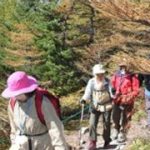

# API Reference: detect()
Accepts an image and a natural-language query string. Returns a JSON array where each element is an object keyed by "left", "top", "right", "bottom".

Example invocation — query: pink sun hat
[{"left": 1, "top": 71, "right": 38, "bottom": 99}]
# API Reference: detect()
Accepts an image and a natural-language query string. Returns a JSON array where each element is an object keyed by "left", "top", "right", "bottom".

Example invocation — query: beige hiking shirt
[{"left": 8, "top": 95, "right": 68, "bottom": 150}]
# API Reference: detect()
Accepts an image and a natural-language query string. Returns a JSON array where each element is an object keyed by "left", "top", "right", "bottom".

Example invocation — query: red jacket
[{"left": 111, "top": 71, "right": 139, "bottom": 104}]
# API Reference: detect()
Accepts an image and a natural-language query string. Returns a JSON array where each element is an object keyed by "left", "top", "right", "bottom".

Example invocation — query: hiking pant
[
  {"left": 89, "top": 109, "right": 111, "bottom": 142},
  {"left": 145, "top": 95, "right": 150, "bottom": 125},
  {"left": 112, "top": 104, "right": 133, "bottom": 132}
]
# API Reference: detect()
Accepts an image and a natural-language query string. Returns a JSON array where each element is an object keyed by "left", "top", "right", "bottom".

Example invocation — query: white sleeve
[
  {"left": 8, "top": 104, "right": 17, "bottom": 144},
  {"left": 42, "top": 97, "right": 68, "bottom": 150},
  {"left": 82, "top": 79, "right": 93, "bottom": 101}
]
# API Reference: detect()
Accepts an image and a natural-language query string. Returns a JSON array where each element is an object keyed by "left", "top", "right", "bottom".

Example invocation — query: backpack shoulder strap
[
  {"left": 35, "top": 87, "right": 61, "bottom": 125},
  {"left": 42, "top": 90, "right": 61, "bottom": 119},
  {"left": 10, "top": 98, "right": 16, "bottom": 112},
  {"left": 105, "top": 78, "right": 111, "bottom": 92},
  {"left": 35, "top": 88, "right": 46, "bottom": 125}
]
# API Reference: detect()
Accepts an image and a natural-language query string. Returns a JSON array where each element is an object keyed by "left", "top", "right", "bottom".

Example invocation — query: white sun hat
[{"left": 92, "top": 64, "right": 106, "bottom": 75}]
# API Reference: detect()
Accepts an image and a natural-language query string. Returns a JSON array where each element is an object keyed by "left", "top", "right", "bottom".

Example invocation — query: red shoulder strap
[
  {"left": 10, "top": 98, "right": 16, "bottom": 111},
  {"left": 35, "top": 87, "right": 61, "bottom": 125},
  {"left": 35, "top": 88, "right": 46, "bottom": 125}
]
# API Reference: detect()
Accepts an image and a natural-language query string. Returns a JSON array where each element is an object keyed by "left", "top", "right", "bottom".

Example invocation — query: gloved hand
[
  {"left": 113, "top": 94, "right": 124, "bottom": 104},
  {"left": 119, "top": 94, "right": 134, "bottom": 105},
  {"left": 125, "top": 94, "right": 134, "bottom": 104},
  {"left": 111, "top": 87, "right": 116, "bottom": 95},
  {"left": 111, "top": 95, "right": 117, "bottom": 99},
  {"left": 80, "top": 99, "right": 86, "bottom": 105}
]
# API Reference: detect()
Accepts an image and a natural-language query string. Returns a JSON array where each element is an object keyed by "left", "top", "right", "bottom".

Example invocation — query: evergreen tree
[{"left": 17, "top": 0, "right": 81, "bottom": 95}]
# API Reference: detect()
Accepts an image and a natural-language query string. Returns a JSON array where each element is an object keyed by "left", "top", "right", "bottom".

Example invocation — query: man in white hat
[{"left": 81, "top": 64, "right": 112, "bottom": 150}]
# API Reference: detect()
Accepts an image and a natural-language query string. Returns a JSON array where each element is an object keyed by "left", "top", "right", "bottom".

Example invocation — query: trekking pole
[
  {"left": 120, "top": 105, "right": 124, "bottom": 132},
  {"left": 79, "top": 103, "right": 85, "bottom": 148}
]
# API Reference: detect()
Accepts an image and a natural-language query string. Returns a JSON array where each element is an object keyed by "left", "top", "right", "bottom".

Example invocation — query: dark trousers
[
  {"left": 112, "top": 104, "right": 133, "bottom": 132},
  {"left": 89, "top": 109, "right": 111, "bottom": 142},
  {"left": 145, "top": 95, "right": 150, "bottom": 125}
]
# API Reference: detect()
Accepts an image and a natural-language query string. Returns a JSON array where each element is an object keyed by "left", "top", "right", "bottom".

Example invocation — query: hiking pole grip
[{"left": 80, "top": 104, "right": 85, "bottom": 122}]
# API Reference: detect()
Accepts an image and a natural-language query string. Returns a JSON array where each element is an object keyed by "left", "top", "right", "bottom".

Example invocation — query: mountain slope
[{"left": 1, "top": 0, "right": 150, "bottom": 149}]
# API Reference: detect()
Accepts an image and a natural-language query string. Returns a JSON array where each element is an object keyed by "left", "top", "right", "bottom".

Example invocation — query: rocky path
[{"left": 65, "top": 118, "right": 150, "bottom": 150}]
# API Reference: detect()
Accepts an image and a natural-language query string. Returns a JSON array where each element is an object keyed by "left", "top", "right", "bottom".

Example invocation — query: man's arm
[
  {"left": 81, "top": 79, "right": 93, "bottom": 103},
  {"left": 8, "top": 103, "right": 17, "bottom": 144}
]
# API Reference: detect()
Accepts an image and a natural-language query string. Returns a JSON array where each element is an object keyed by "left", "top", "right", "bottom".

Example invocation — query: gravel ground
[{"left": 65, "top": 118, "right": 150, "bottom": 150}]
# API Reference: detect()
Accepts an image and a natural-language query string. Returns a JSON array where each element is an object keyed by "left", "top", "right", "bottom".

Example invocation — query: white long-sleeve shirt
[{"left": 82, "top": 77, "right": 112, "bottom": 102}]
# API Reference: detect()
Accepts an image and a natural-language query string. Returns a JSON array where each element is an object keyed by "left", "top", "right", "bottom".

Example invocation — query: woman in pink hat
[{"left": 1, "top": 71, "right": 69, "bottom": 150}]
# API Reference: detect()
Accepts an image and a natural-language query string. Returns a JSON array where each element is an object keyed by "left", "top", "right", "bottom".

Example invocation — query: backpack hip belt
[
  {"left": 95, "top": 102, "right": 112, "bottom": 112},
  {"left": 19, "top": 130, "right": 48, "bottom": 137}
]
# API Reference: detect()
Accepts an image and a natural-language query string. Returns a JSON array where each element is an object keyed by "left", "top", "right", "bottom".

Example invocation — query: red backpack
[{"left": 10, "top": 87, "right": 61, "bottom": 125}]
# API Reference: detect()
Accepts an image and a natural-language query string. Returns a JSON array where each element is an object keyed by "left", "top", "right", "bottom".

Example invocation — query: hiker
[
  {"left": 1, "top": 71, "right": 69, "bottom": 150},
  {"left": 80, "top": 64, "right": 112, "bottom": 150},
  {"left": 138, "top": 73, "right": 150, "bottom": 129},
  {"left": 111, "top": 59, "right": 139, "bottom": 143}
]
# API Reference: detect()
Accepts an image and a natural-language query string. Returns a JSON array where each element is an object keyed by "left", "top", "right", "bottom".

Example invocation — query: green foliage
[
  {"left": 0, "top": 31, "right": 9, "bottom": 47},
  {"left": 0, "top": 1, "right": 11, "bottom": 48},
  {"left": 16, "top": 1, "right": 82, "bottom": 95},
  {"left": 0, "top": 0, "right": 95, "bottom": 96},
  {"left": 131, "top": 0, "right": 141, "bottom": 3},
  {"left": 0, "top": 0, "right": 14, "bottom": 80},
  {"left": 129, "top": 138, "right": 150, "bottom": 150},
  {"left": 132, "top": 109, "right": 146, "bottom": 122},
  {"left": 132, "top": 98, "right": 146, "bottom": 122},
  {"left": 0, "top": 0, "right": 16, "bottom": 20},
  {"left": 0, "top": 137, "right": 9, "bottom": 150}
]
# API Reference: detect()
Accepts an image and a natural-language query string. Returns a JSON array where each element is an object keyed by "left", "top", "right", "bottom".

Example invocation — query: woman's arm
[
  {"left": 42, "top": 97, "right": 68, "bottom": 150},
  {"left": 8, "top": 103, "right": 17, "bottom": 144}
]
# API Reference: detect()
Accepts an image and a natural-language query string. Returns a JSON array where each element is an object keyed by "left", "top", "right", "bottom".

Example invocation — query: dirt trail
[{"left": 65, "top": 118, "right": 150, "bottom": 150}]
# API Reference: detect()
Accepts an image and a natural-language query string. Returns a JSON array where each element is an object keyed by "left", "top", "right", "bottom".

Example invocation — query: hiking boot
[
  {"left": 86, "top": 140, "right": 96, "bottom": 150},
  {"left": 144, "top": 124, "right": 150, "bottom": 133},
  {"left": 145, "top": 124, "right": 150, "bottom": 129},
  {"left": 103, "top": 139, "right": 112, "bottom": 148},
  {"left": 117, "top": 132, "right": 126, "bottom": 143},
  {"left": 111, "top": 128, "right": 119, "bottom": 140}
]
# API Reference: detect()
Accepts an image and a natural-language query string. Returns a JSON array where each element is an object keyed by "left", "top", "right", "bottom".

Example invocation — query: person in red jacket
[{"left": 111, "top": 60, "right": 139, "bottom": 143}]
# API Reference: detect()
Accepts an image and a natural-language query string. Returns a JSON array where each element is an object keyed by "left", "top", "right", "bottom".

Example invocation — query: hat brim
[
  {"left": 1, "top": 76, "right": 38, "bottom": 99},
  {"left": 94, "top": 70, "right": 106, "bottom": 75},
  {"left": 119, "top": 64, "right": 127, "bottom": 66}
]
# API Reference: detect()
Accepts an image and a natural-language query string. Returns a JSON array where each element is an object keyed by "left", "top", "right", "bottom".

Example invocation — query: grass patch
[
  {"left": 132, "top": 109, "right": 146, "bottom": 122},
  {"left": 0, "top": 131, "right": 10, "bottom": 149},
  {"left": 128, "top": 138, "right": 150, "bottom": 150},
  {"left": 132, "top": 96, "right": 146, "bottom": 122}
]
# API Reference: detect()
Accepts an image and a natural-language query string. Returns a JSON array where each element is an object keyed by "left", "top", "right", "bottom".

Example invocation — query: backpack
[
  {"left": 91, "top": 77, "right": 112, "bottom": 112},
  {"left": 92, "top": 77, "right": 111, "bottom": 105},
  {"left": 10, "top": 87, "right": 61, "bottom": 125}
]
